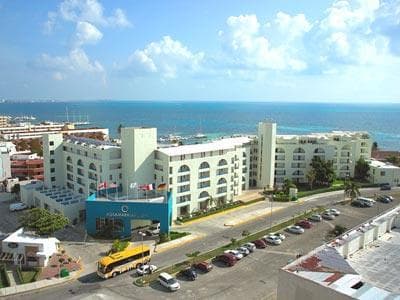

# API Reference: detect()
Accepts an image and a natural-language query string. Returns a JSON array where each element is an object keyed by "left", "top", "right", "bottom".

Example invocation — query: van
[
  {"left": 158, "top": 272, "right": 180, "bottom": 291},
  {"left": 357, "top": 197, "right": 375, "bottom": 207}
]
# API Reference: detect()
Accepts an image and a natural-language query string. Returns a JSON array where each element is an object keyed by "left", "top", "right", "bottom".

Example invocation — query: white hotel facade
[{"left": 27, "top": 121, "right": 372, "bottom": 221}]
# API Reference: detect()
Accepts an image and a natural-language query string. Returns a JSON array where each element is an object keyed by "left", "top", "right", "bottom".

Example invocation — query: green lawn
[{"left": 17, "top": 268, "right": 40, "bottom": 284}]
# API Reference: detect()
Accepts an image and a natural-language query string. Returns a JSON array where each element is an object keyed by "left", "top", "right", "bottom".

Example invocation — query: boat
[{"left": 194, "top": 133, "right": 207, "bottom": 139}]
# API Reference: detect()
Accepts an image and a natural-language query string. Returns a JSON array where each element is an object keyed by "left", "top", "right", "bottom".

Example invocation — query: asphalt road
[{"left": 12, "top": 188, "right": 400, "bottom": 300}]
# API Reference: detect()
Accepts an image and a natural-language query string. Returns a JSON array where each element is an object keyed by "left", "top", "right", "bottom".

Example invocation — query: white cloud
[
  {"left": 37, "top": 48, "right": 105, "bottom": 80},
  {"left": 220, "top": 14, "right": 309, "bottom": 71},
  {"left": 75, "top": 21, "right": 103, "bottom": 46},
  {"left": 124, "top": 36, "right": 204, "bottom": 78},
  {"left": 54, "top": 0, "right": 130, "bottom": 28}
]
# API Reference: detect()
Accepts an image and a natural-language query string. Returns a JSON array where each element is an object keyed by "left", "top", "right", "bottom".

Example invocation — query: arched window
[
  {"left": 77, "top": 159, "right": 84, "bottom": 166},
  {"left": 78, "top": 188, "right": 84, "bottom": 194},
  {"left": 179, "top": 165, "right": 190, "bottom": 172},
  {"left": 199, "top": 162, "right": 210, "bottom": 169},
  {"left": 89, "top": 163, "right": 96, "bottom": 171},
  {"left": 314, "top": 148, "right": 325, "bottom": 154},
  {"left": 66, "top": 156, "right": 72, "bottom": 163},
  {"left": 217, "top": 178, "right": 227, "bottom": 185},
  {"left": 293, "top": 148, "right": 305, "bottom": 154},
  {"left": 275, "top": 148, "right": 285, "bottom": 153},
  {"left": 199, "top": 191, "right": 209, "bottom": 199},
  {"left": 218, "top": 159, "right": 228, "bottom": 166}
]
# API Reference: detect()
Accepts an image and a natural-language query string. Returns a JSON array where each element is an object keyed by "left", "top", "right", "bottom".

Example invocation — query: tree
[
  {"left": 354, "top": 157, "right": 370, "bottom": 181},
  {"left": 344, "top": 181, "right": 360, "bottom": 200},
  {"left": 29, "top": 139, "right": 43, "bottom": 156},
  {"left": 372, "top": 141, "right": 378, "bottom": 152},
  {"left": 111, "top": 240, "right": 130, "bottom": 254},
  {"left": 19, "top": 208, "right": 69, "bottom": 236},
  {"left": 386, "top": 155, "right": 400, "bottom": 166},
  {"left": 11, "top": 184, "right": 20, "bottom": 200},
  {"left": 282, "top": 179, "right": 296, "bottom": 195},
  {"left": 306, "top": 169, "right": 316, "bottom": 190},
  {"left": 310, "top": 156, "right": 335, "bottom": 187}
]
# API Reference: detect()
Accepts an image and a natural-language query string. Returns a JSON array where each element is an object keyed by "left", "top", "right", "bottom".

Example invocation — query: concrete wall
[
  {"left": 370, "top": 165, "right": 400, "bottom": 186},
  {"left": 258, "top": 122, "right": 276, "bottom": 190},
  {"left": 277, "top": 269, "right": 354, "bottom": 300}
]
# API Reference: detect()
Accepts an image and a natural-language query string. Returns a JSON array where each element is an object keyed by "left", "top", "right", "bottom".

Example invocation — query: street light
[
  {"left": 269, "top": 194, "right": 274, "bottom": 230},
  {"left": 138, "top": 231, "right": 146, "bottom": 265}
]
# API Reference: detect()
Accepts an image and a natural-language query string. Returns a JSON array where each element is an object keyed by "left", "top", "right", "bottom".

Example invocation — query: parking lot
[{"left": 0, "top": 194, "right": 25, "bottom": 234}]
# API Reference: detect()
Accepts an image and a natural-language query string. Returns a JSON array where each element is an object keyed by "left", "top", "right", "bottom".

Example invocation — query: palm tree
[
  {"left": 344, "top": 181, "right": 360, "bottom": 200},
  {"left": 306, "top": 169, "right": 316, "bottom": 190}
]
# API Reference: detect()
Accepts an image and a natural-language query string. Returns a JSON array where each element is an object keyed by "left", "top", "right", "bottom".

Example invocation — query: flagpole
[{"left": 126, "top": 177, "right": 129, "bottom": 200}]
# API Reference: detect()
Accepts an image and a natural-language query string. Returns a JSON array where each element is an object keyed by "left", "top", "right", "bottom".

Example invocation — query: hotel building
[{"left": 21, "top": 121, "right": 372, "bottom": 236}]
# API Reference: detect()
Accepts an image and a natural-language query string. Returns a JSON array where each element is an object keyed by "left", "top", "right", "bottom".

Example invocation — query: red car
[
  {"left": 217, "top": 253, "right": 237, "bottom": 266},
  {"left": 194, "top": 261, "right": 213, "bottom": 272},
  {"left": 252, "top": 239, "right": 267, "bottom": 249},
  {"left": 296, "top": 220, "right": 313, "bottom": 229}
]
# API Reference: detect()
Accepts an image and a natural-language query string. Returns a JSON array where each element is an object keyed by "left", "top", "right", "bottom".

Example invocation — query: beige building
[{"left": 368, "top": 159, "right": 400, "bottom": 186}]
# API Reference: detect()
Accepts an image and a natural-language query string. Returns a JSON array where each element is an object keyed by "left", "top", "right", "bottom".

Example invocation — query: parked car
[
  {"left": 145, "top": 222, "right": 160, "bottom": 236},
  {"left": 242, "top": 242, "right": 256, "bottom": 252},
  {"left": 286, "top": 225, "right": 305, "bottom": 234},
  {"left": 9, "top": 202, "right": 28, "bottom": 212},
  {"left": 326, "top": 208, "right": 340, "bottom": 216},
  {"left": 309, "top": 214, "right": 322, "bottom": 222},
  {"left": 224, "top": 249, "right": 243, "bottom": 260},
  {"left": 252, "top": 239, "right": 267, "bottom": 249},
  {"left": 271, "top": 232, "right": 286, "bottom": 240},
  {"left": 194, "top": 261, "right": 213, "bottom": 272},
  {"left": 136, "top": 264, "right": 157, "bottom": 276},
  {"left": 263, "top": 235, "right": 282, "bottom": 245},
  {"left": 380, "top": 183, "right": 391, "bottom": 190},
  {"left": 322, "top": 212, "right": 335, "bottom": 220},
  {"left": 179, "top": 268, "right": 197, "bottom": 281},
  {"left": 377, "top": 195, "right": 391, "bottom": 203},
  {"left": 295, "top": 220, "right": 313, "bottom": 229},
  {"left": 158, "top": 272, "right": 180, "bottom": 291},
  {"left": 351, "top": 200, "right": 369, "bottom": 207},
  {"left": 383, "top": 195, "right": 394, "bottom": 201},
  {"left": 356, "top": 197, "right": 374, "bottom": 207},
  {"left": 216, "top": 253, "right": 237, "bottom": 266},
  {"left": 237, "top": 246, "right": 250, "bottom": 256}
]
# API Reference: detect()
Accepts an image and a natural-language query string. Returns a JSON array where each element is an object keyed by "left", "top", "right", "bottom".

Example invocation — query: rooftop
[
  {"left": 277, "top": 130, "right": 370, "bottom": 141},
  {"left": 90, "top": 190, "right": 167, "bottom": 204},
  {"left": 3, "top": 228, "right": 59, "bottom": 245},
  {"left": 64, "top": 135, "right": 119, "bottom": 150},
  {"left": 36, "top": 186, "right": 86, "bottom": 205},
  {"left": 368, "top": 158, "right": 400, "bottom": 169},
  {"left": 157, "top": 136, "right": 253, "bottom": 156}
]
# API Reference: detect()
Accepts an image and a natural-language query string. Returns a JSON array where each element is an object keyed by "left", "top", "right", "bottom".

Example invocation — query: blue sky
[{"left": 0, "top": 0, "right": 399, "bottom": 102}]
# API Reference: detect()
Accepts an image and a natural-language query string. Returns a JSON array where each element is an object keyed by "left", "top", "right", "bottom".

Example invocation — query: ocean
[{"left": 1, "top": 101, "right": 399, "bottom": 150}]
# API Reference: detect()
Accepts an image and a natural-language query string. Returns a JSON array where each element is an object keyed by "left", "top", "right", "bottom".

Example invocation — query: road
[{"left": 12, "top": 188, "right": 400, "bottom": 300}]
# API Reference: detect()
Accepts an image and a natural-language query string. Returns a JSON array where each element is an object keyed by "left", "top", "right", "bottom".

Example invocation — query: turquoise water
[{"left": 1, "top": 101, "right": 399, "bottom": 150}]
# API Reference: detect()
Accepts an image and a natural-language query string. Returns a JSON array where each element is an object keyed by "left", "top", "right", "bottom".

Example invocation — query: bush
[
  {"left": 159, "top": 233, "right": 170, "bottom": 243},
  {"left": 0, "top": 265, "right": 10, "bottom": 288}
]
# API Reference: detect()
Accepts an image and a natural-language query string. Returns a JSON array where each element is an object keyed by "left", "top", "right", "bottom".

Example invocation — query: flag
[
  {"left": 139, "top": 184, "right": 153, "bottom": 191},
  {"left": 157, "top": 183, "right": 167, "bottom": 191},
  {"left": 97, "top": 182, "right": 107, "bottom": 190},
  {"left": 130, "top": 182, "right": 137, "bottom": 189}
]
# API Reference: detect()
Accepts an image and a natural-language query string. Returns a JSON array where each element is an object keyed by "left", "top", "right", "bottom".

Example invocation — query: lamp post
[
  {"left": 138, "top": 231, "right": 146, "bottom": 265},
  {"left": 269, "top": 194, "right": 274, "bottom": 230}
]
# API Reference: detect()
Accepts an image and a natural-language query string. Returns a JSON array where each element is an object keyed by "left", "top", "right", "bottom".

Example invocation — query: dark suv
[{"left": 179, "top": 268, "right": 197, "bottom": 281}]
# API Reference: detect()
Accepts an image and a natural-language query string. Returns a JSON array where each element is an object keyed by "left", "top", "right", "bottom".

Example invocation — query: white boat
[{"left": 194, "top": 133, "right": 207, "bottom": 139}]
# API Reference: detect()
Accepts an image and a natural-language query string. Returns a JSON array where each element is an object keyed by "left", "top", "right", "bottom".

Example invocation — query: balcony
[
  {"left": 216, "top": 168, "right": 228, "bottom": 176},
  {"left": 275, "top": 155, "right": 285, "bottom": 161},
  {"left": 274, "top": 171, "right": 286, "bottom": 176},
  {"left": 291, "top": 163, "right": 306, "bottom": 168},
  {"left": 292, "top": 155, "right": 305, "bottom": 161},
  {"left": 275, "top": 163, "right": 285, "bottom": 168},
  {"left": 217, "top": 187, "right": 227, "bottom": 194},
  {"left": 340, "top": 151, "right": 351, "bottom": 157}
]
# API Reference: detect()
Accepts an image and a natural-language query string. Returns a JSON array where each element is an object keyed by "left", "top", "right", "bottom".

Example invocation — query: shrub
[{"left": 159, "top": 233, "right": 170, "bottom": 243}]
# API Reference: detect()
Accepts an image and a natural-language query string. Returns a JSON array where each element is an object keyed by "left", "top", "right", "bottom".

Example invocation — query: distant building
[
  {"left": 278, "top": 206, "right": 400, "bottom": 299},
  {"left": 1, "top": 228, "right": 60, "bottom": 267},
  {"left": 372, "top": 150, "right": 400, "bottom": 163},
  {"left": 11, "top": 153, "right": 44, "bottom": 180},
  {"left": 0, "top": 142, "right": 16, "bottom": 181},
  {"left": 0, "top": 115, "right": 11, "bottom": 127},
  {"left": 368, "top": 159, "right": 400, "bottom": 186},
  {"left": 0, "top": 122, "right": 109, "bottom": 141}
]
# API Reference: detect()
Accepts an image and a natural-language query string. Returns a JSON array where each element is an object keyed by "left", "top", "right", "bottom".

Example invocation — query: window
[
  {"left": 198, "top": 181, "right": 210, "bottom": 188},
  {"left": 50, "top": 150, "right": 54, "bottom": 155},
  {"left": 218, "top": 159, "right": 228, "bottom": 166},
  {"left": 178, "top": 184, "right": 190, "bottom": 193},
  {"left": 199, "top": 191, "right": 209, "bottom": 199},
  {"left": 50, "top": 168, "right": 55, "bottom": 173},
  {"left": 177, "top": 195, "right": 191, "bottom": 203},
  {"left": 49, "top": 141, "right": 54, "bottom": 146},
  {"left": 154, "top": 174, "right": 157, "bottom": 180},
  {"left": 50, "top": 159, "right": 55, "bottom": 164},
  {"left": 201, "top": 152, "right": 206, "bottom": 158},
  {"left": 178, "top": 165, "right": 190, "bottom": 172},
  {"left": 51, "top": 177, "right": 56, "bottom": 182},
  {"left": 63, "top": 146, "right": 66, "bottom": 151},
  {"left": 109, "top": 174, "right": 113, "bottom": 181},
  {"left": 380, "top": 171, "right": 386, "bottom": 176},
  {"left": 169, "top": 167, "right": 173, "bottom": 174},
  {"left": 217, "top": 178, "right": 227, "bottom": 185},
  {"left": 169, "top": 177, "right": 173, "bottom": 184},
  {"left": 199, "top": 162, "right": 210, "bottom": 169}
]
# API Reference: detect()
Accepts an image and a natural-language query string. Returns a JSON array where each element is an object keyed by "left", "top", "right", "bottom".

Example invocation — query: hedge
[{"left": 0, "top": 264, "right": 10, "bottom": 288}]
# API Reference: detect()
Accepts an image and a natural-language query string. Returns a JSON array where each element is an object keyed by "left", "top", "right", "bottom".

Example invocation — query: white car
[
  {"left": 242, "top": 242, "right": 256, "bottom": 252},
  {"left": 236, "top": 247, "right": 250, "bottom": 256},
  {"left": 271, "top": 232, "right": 286, "bottom": 240},
  {"left": 158, "top": 272, "right": 180, "bottom": 291},
  {"left": 326, "top": 208, "right": 340, "bottom": 216},
  {"left": 136, "top": 264, "right": 157, "bottom": 276},
  {"left": 224, "top": 249, "right": 243, "bottom": 260},
  {"left": 287, "top": 225, "right": 305, "bottom": 234},
  {"left": 9, "top": 202, "right": 28, "bottom": 212},
  {"left": 264, "top": 235, "right": 282, "bottom": 245}
]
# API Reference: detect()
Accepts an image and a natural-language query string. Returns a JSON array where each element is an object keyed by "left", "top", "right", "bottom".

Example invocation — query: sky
[{"left": 0, "top": 0, "right": 399, "bottom": 102}]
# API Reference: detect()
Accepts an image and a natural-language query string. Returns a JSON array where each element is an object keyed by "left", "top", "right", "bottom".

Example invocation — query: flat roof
[
  {"left": 64, "top": 135, "right": 119, "bottom": 150},
  {"left": 157, "top": 136, "right": 252, "bottom": 156},
  {"left": 368, "top": 159, "right": 400, "bottom": 169},
  {"left": 3, "top": 228, "right": 59, "bottom": 245}
]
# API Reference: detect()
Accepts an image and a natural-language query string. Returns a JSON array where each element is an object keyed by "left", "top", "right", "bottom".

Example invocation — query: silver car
[
  {"left": 242, "top": 242, "right": 256, "bottom": 252},
  {"left": 322, "top": 212, "right": 335, "bottom": 220},
  {"left": 309, "top": 214, "right": 322, "bottom": 222},
  {"left": 264, "top": 235, "right": 282, "bottom": 245},
  {"left": 237, "top": 247, "right": 250, "bottom": 256},
  {"left": 287, "top": 225, "right": 305, "bottom": 234}
]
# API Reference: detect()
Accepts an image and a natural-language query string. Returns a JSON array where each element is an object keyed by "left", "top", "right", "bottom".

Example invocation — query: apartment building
[
  {"left": 0, "top": 115, "right": 10, "bottom": 127},
  {"left": 11, "top": 153, "right": 44, "bottom": 180},
  {"left": 274, "top": 130, "right": 372, "bottom": 185}
]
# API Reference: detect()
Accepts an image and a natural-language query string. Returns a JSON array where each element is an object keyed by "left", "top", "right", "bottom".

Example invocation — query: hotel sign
[{"left": 106, "top": 205, "right": 136, "bottom": 218}]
